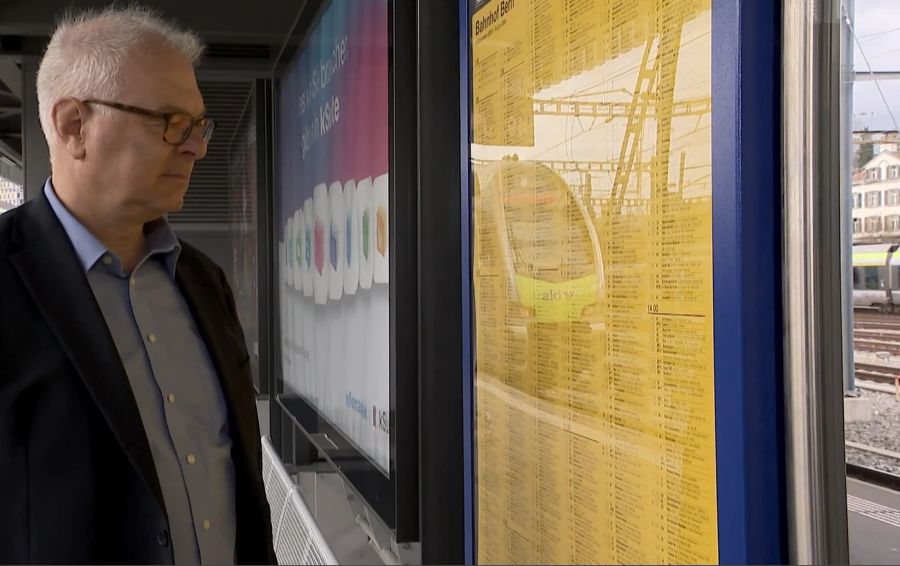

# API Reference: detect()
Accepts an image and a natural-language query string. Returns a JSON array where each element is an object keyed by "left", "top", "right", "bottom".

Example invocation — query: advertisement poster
[
  {"left": 277, "top": 0, "right": 390, "bottom": 472},
  {"left": 471, "top": 0, "right": 718, "bottom": 563}
]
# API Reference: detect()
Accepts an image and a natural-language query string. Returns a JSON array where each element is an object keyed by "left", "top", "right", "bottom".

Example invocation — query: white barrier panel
[{"left": 261, "top": 436, "right": 338, "bottom": 565}]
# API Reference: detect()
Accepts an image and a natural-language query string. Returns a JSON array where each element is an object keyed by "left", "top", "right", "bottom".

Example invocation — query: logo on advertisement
[
  {"left": 372, "top": 404, "right": 389, "bottom": 434},
  {"left": 345, "top": 391, "right": 368, "bottom": 419}
]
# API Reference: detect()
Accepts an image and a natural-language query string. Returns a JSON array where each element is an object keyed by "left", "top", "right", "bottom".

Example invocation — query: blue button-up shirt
[{"left": 44, "top": 180, "right": 237, "bottom": 565}]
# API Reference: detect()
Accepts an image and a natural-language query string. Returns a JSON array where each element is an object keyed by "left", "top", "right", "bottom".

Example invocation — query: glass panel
[
  {"left": 864, "top": 266, "right": 881, "bottom": 290},
  {"left": 470, "top": 1, "right": 717, "bottom": 562},
  {"left": 275, "top": 0, "right": 390, "bottom": 474},
  {"left": 846, "top": 4, "right": 900, "bottom": 556},
  {"left": 227, "top": 87, "right": 259, "bottom": 391}
]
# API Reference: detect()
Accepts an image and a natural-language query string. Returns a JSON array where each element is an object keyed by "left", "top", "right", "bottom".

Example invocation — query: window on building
[
  {"left": 853, "top": 217, "right": 862, "bottom": 234},
  {"left": 887, "top": 214, "right": 900, "bottom": 232},
  {"left": 890, "top": 165, "right": 900, "bottom": 180},
  {"left": 886, "top": 189, "right": 900, "bottom": 206},
  {"left": 865, "top": 216, "right": 883, "bottom": 233},
  {"left": 0, "top": 175, "right": 24, "bottom": 214},
  {"left": 853, "top": 193, "right": 862, "bottom": 209},
  {"left": 866, "top": 190, "right": 882, "bottom": 208}
]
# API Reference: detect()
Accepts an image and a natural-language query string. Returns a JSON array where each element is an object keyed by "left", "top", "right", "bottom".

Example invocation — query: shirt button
[
  {"left": 166, "top": 393, "right": 176, "bottom": 404},
  {"left": 102, "top": 255, "right": 112, "bottom": 266},
  {"left": 186, "top": 453, "right": 196, "bottom": 465},
  {"left": 157, "top": 529, "right": 169, "bottom": 546},
  {"left": 202, "top": 520, "right": 211, "bottom": 530},
  {"left": 148, "top": 333, "right": 157, "bottom": 344}
]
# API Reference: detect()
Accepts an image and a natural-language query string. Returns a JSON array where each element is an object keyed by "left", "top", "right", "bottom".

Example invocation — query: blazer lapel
[
  {"left": 9, "top": 195, "right": 165, "bottom": 512},
  {"left": 175, "top": 258, "right": 253, "bottom": 459},
  {"left": 176, "top": 255, "right": 269, "bottom": 563}
]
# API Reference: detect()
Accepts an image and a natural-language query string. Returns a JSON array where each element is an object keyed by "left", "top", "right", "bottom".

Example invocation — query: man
[{"left": 0, "top": 7, "right": 274, "bottom": 564}]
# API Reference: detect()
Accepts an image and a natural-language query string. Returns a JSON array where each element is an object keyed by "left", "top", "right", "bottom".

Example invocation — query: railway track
[
  {"left": 854, "top": 309, "right": 900, "bottom": 320},
  {"left": 855, "top": 325, "right": 900, "bottom": 336},
  {"left": 854, "top": 361, "right": 900, "bottom": 386},
  {"left": 846, "top": 442, "right": 900, "bottom": 491},
  {"left": 846, "top": 463, "right": 900, "bottom": 492},
  {"left": 849, "top": 310, "right": 900, "bottom": 491},
  {"left": 854, "top": 338, "right": 900, "bottom": 356},
  {"left": 855, "top": 327, "right": 900, "bottom": 337},
  {"left": 855, "top": 327, "right": 900, "bottom": 338},
  {"left": 854, "top": 310, "right": 900, "bottom": 383},
  {"left": 854, "top": 310, "right": 900, "bottom": 330}
]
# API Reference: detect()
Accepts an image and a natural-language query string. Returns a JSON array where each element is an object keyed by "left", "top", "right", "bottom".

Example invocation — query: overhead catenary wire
[{"left": 846, "top": 7, "right": 900, "bottom": 132}]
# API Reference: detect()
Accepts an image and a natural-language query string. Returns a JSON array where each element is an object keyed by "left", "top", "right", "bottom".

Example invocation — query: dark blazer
[{"left": 0, "top": 194, "right": 275, "bottom": 564}]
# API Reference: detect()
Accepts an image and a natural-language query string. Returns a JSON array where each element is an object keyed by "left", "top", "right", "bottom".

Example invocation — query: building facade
[
  {"left": 0, "top": 175, "right": 23, "bottom": 213},
  {"left": 852, "top": 151, "right": 900, "bottom": 244}
]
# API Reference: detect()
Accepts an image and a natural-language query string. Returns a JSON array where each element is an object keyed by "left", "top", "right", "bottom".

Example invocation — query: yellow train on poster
[{"left": 473, "top": 157, "right": 604, "bottom": 327}]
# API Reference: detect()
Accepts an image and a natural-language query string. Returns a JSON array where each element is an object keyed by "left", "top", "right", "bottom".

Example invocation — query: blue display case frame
[
  {"left": 459, "top": 0, "right": 788, "bottom": 563},
  {"left": 711, "top": 0, "right": 786, "bottom": 563}
]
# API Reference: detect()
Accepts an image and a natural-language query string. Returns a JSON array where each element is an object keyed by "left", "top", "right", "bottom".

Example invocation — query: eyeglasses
[{"left": 82, "top": 99, "right": 216, "bottom": 145}]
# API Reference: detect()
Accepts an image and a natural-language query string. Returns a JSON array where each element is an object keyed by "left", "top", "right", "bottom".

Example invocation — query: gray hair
[{"left": 36, "top": 5, "right": 204, "bottom": 156}]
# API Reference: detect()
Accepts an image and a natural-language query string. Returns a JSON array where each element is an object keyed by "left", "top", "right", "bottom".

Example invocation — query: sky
[{"left": 852, "top": 0, "right": 900, "bottom": 131}]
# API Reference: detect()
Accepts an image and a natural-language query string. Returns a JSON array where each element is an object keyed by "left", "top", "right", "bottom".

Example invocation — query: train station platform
[{"left": 848, "top": 479, "right": 900, "bottom": 564}]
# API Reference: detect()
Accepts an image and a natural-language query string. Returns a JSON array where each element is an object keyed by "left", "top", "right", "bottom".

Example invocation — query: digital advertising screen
[{"left": 276, "top": 0, "right": 390, "bottom": 473}]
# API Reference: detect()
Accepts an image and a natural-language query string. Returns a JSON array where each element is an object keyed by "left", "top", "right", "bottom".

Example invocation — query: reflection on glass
[
  {"left": 471, "top": 0, "right": 716, "bottom": 563},
  {"left": 227, "top": 93, "right": 259, "bottom": 390},
  {"left": 275, "top": 0, "right": 390, "bottom": 473},
  {"left": 846, "top": 4, "right": 900, "bottom": 553}
]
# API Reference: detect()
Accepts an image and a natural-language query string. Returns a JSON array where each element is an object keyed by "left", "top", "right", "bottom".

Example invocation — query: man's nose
[{"left": 177, "top": 130, "right": 208, "bottom": 160}]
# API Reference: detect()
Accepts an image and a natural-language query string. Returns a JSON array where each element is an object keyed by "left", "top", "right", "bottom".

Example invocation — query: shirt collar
[
  {"left": 144, "top": 217, "right": 182, "bottom": 279},
  {"left": 43, "top": 178, "right": 182, "bottom": 279}
]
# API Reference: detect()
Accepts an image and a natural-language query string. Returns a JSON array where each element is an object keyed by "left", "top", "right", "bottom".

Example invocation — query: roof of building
[{"left": 862, "top": 151, "right": 900, "bottom": 170}]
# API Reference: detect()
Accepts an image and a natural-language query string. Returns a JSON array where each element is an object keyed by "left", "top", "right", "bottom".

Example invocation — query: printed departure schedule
[{"left": 471, "top": 0, "right": 717, "bottom": 563}]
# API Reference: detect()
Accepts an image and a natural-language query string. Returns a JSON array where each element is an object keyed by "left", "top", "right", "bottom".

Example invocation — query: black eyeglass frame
[{"left": 82, "top": 98, "right": 216, "bottom": 145}]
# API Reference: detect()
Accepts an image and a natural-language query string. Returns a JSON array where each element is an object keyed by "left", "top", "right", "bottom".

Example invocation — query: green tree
[{"left": 857, "top": 142, "right": 874, "bottom": 169}]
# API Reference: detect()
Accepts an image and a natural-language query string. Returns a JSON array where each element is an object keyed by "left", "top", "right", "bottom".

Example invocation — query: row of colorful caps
[{"left": 284, "top": 173, "right": 389, "bottom": 304}]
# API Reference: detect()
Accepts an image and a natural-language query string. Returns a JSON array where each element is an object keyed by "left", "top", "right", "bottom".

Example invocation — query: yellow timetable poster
[
  {"left": 471, "top": 0, "right": 717, "bottom": 564},
  {"left": 472, "top": 0, "right": 534, "bottom": 145}
]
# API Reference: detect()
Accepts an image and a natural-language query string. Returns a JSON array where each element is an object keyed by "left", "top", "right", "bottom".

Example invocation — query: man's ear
[{"left": 52, "top": 98, "right": 87, "bottom": 160}]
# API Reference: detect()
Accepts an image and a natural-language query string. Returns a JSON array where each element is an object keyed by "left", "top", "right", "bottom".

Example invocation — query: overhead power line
[{"left": 846, "top": 8, "right": 900, "bottom": 132}]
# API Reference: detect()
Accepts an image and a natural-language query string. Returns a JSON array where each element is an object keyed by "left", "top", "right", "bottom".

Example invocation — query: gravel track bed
[{"left": 845, "top": 388, "right": 900, "bottom": 475}]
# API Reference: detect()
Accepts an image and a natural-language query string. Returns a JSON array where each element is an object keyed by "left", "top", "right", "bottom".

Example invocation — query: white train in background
[{"left": 853, "top": 243, "right": 900, "bottom": 312}]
